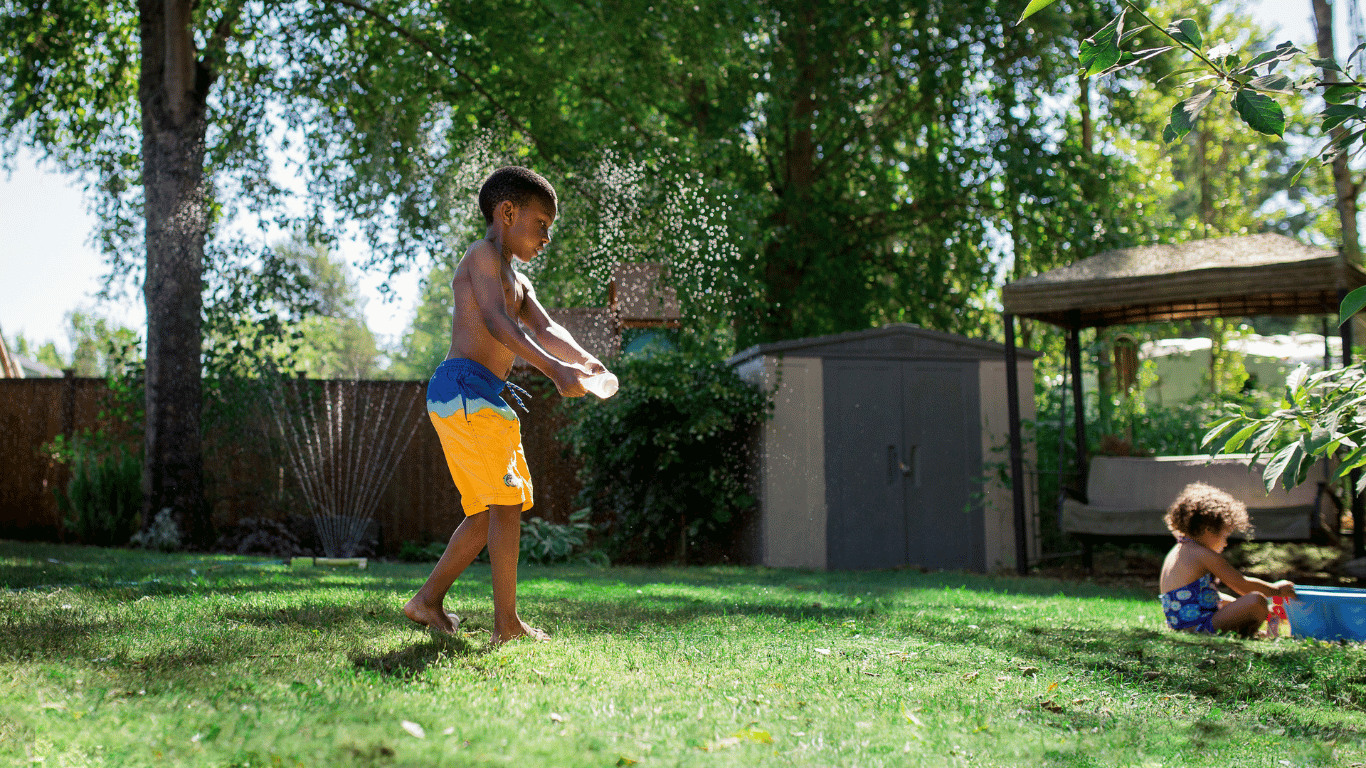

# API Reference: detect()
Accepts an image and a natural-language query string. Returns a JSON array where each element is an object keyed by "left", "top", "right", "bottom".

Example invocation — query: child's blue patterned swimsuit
[{"left": 1161, "top": 573, "right": 1220, "bottom": 634}]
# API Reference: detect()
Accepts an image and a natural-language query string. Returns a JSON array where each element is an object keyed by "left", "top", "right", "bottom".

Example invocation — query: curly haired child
[{"left": 1159, "top": 482, "right": 1296, "bottom": 637}]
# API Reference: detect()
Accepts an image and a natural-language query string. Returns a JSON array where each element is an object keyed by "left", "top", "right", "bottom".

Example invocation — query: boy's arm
[
  {"left": 467, "top": 245, "right": 586, "bottom": 397},
  {"left": 517, "top": 275, "right": 608, "bottom": 374},
  {"left": 1199, "top": 550, "right": 1296, "bottom": 597}
]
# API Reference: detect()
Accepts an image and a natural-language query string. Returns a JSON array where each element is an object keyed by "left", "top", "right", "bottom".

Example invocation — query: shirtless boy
[{"left": 403, "top": 166, "right": 606, "bottom": 644}]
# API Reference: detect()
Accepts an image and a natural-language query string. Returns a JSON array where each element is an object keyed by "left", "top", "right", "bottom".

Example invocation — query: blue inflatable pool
[{"left": 1282, "top": 586, "right": 1366, "bottom": 642}]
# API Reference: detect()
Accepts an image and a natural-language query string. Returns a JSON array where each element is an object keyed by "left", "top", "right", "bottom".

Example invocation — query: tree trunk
[
  {"left": 138, "top": 0, "right": 214, "bottom": 546},
  {"left": 1313, "top": 0, "right": 1363, "bottom": 264},
  {"left": 1079, "top": 75, "right": 1093, "bottom": 156},
  {"left": 757, "top": 2, "right": 819, "bottom": 343}
]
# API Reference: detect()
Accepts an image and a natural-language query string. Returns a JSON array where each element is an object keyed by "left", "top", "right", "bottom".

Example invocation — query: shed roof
[
  {"left": 609, "top": 262, "right": 681, "bottom": 328},
  {"left": 727, "top": 323, "right": 1041, "bottom": 367},
  {"left": 1000, "top": 233, "right": 1365, "bottom": 329}
]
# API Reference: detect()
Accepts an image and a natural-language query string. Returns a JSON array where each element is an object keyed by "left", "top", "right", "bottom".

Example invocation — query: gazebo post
[
  {"left": 1004, "top": 313, "right": 1029, "bottom": 576},
  {"left": 1065, "top": 317, "right": 1091, "bottom": 570},
  {"left": 1066, "top": 315, "right": 1087, "bottom": 499},
  {"left": 1342, "top": 290, "right": 1364, "bottom": 558}
]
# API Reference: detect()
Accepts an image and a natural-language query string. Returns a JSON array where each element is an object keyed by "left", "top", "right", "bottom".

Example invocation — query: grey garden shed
[{"left": 727, "top": 324, "right": 1041, "bottom": 572}]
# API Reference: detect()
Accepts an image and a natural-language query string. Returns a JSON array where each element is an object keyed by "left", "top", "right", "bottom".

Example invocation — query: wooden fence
[{"left": 0, "top": 374, "right": 582, "bottom": 551}]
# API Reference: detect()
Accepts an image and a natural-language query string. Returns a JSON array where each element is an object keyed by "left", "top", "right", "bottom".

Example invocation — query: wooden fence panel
[
  {"left": 0, "top": 375, "right": 583, "bottom": 551},
  {"left": 0, "top": 377, "right": 131, "bottom": 540}
]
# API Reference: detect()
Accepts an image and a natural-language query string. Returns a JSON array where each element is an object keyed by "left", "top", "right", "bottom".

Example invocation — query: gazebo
[{"left": 999, "top": 233, "right": 1366, "bottom": 574}]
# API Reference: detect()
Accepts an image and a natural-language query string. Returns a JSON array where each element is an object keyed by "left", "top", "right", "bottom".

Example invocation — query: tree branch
[
  {"left": 322, "top": 0, "right": 587, "bottom": 200},
  {"left": 202, "top": 0, "right": 248, "bottom": 61}
]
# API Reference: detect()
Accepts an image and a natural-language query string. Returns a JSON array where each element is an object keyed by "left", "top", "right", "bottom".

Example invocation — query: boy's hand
[
  {"left": 582, "top": 357, "right": 608, "bottom": 376},
  {"left": 1273, "top": 580, "right": 1297, "bottom": 599},
  {"left": 551, "top": 361, "right": 588, "bottom": 398}
]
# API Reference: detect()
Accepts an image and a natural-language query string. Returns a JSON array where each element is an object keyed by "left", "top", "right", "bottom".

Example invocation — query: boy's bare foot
[
  {"left": 403, "top": 597, "right": 460, "bottom": 634},
  {"left": 491, "top": 618, "right": 550, "bottom": 645}
]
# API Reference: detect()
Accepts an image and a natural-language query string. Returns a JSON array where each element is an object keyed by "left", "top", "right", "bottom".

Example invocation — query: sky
[{"left": 0, "top": 0, "right": 1333, "bottom": 358}]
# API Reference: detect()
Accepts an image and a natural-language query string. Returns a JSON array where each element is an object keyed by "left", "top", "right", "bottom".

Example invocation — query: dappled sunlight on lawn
[{"left": 3, "top": 541, "right": 1366, "bottom": 766}]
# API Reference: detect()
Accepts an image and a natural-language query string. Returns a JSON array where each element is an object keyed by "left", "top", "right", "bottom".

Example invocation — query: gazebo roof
[{"left": 1001, "top": 234, "right": 1365, "bottom": 329}]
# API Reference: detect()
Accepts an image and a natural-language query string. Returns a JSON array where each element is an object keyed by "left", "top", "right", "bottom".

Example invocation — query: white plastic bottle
[{"left": 581, "top": 371, "right": 619, "bottom": 399}]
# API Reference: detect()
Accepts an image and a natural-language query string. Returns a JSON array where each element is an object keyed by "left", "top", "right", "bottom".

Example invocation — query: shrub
[
  {"left": 393, "top": 509, "right": 607, "bottom": 565},
  {"left": 521, "top": 509, "right": 608, "bottom": 565},
  {"left": 395, "top": 540, "right": 447, "bottom": 562},
  {"left": 130, "top": 508, "right": 182, "bottom": 552},
  {"left": 561, "top": 351, "right": 771, "bottom": 564},
  {"left": 46, "top": 431, "right": 143, "bottom": 547}
]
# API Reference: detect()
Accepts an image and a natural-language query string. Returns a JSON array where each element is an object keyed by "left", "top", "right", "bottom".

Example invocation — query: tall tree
[{"left": 1312, "top": 0, "right": 1363, "bottom": 264}]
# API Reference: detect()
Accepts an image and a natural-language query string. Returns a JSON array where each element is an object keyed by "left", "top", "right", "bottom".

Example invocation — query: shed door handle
[{"left": 903, "top": 445, "right": 916, "bottom": 481}]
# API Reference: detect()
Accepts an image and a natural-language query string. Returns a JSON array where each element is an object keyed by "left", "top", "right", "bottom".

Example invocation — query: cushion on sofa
[{"left": 1060, "top": 455, "right": 1328, "bottom": 540}]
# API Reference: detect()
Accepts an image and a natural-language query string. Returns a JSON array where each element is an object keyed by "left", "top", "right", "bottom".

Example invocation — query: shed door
[
  {"left": 825, "top": 360, "right": 982, "bottom": 570},
  {"left": 902, "top": 364, "right": 980, "bottom": 570},
  {"left": 824, "top": 360, "right": 906, "bottom": 569}
]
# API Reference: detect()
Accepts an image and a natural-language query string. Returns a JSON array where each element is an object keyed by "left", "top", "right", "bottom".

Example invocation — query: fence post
[
  {"left": 1004, "top": 312, "right": 1029, "bottom": 576},
  {"left": 62, "top": 369, "right": 76, "bottom": 439}
]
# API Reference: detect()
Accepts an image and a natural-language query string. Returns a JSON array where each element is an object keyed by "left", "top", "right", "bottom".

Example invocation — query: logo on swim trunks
[{"left": 503, "top": 473, "right": 517, "bottom": 487}]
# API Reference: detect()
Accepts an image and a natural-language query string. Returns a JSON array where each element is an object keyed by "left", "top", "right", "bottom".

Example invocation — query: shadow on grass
[
  {"left": 350, "top": 633, "right": 477, "bottom": 679},
  {"left": 7, "top": 542, "right": 1366, "bottom": 736}
]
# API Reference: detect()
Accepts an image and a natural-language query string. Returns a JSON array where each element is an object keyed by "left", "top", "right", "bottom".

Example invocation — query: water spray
[{"left": 263, "top": 378, "right": 424, "bottom": 559}]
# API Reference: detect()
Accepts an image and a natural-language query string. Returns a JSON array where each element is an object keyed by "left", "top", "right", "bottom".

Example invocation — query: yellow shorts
[{"left": 426, "top": 358, "right": 533, "bottom": 516}]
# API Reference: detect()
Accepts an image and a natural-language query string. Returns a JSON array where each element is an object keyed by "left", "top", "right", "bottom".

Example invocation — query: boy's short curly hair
[
  {"left": 478, "top": 166, "right": 557, "bottom": 224},
  {"left": 1164, "top": 482, "right": 1253, "bottom": 538}
]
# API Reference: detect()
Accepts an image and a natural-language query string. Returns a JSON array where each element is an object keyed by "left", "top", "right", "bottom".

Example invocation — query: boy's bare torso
[{"left": 447, "top": 238, "right": 529, "bottom": 380}]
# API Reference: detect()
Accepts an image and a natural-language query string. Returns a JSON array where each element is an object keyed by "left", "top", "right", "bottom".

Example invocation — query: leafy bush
[
  {"left": 394, "top": 509, "right": 607, "bottom": 565},
  {"left": 561, "top": 351, "right": 771, "bottom": 564},
  {"left": 130, "top": 508, "right": 181, "bottom": 552},
  {"left": 395, "top": 539, "right": 448, "bottom": 562},
  {"left": 1206, "top": 363, "right": 1366, "bottom": 493},
  {"left": 521, "top": 509, "right": 607, "bottom": 566},
  {"left": 46, "top": 431, "right": 143, "bottom": 547}
]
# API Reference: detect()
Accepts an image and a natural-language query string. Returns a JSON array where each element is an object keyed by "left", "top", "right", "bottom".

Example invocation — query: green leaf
[
  {"left": 1239, "top": 42, "right": 1301, "bottom": 73},
  {"left": 1233, "top": 90, "right": 1285, "bottom": 136},
  {"left": 1310, "top": 57, "right": 1344, "bottom": 72},
  {"left": 1331, "top": 128, "right": 1366, "bottom": 151},
  {"left": 1166, "top": 19, "right": 1202, "bottom": 50},
  {"left": 1323, "top": 104, "right": 1365, "bottom": 132},
  {"left": 1264, "top": 443, "right": 1305, "bottom": 492},
  {"left": 1080, "top": 12, "right": 1125, "bottom": 77},
  {"left": 1248, "top": 422, "right": 1282, "bottom": 456},
  {"left": 1104, "top": 46, "right": 1174, "bottom": 75},
  {"left": 1222, "top": 422, "right": 1260, "bottom": 453},
  {"left": 1248, "top": 74, "right": 1292, "bottom": 94},
  {"left": 1119, "top": 24, "right": 1152, "bottom": 46},
  {"left": 1157, "top": 66, "right": 1207, "bottom": 84},
  {"left": 1017, "top": 0, "right": 1061, "bottom": 24},
  {"left": 1324, "top": 84, "right": 1362, "bottom": 104},
  {"left": 1201, "top": 418, "right": 1239, "bottom": 448},
  {"left": 1306, "top": 424, "right": 1334, "bottom": 455},
  {"left": 1164, "top": 89, "right": 1217, "bottom": 142},
  {"left": 1332, "top": 444, "right": 1366, "bottom": 480},
  {"left": 1339, "top": 285, "right": 1366, "bottom": 326}
]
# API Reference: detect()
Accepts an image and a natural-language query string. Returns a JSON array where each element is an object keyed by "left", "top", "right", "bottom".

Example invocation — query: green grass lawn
[{"left": 2, "top": 541, "right": 1365, "bottom": 767}]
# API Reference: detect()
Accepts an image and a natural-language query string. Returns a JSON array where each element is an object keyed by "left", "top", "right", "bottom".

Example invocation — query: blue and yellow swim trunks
[{"left": 426, "top": 358, "right": 533, "bottom": 516}]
